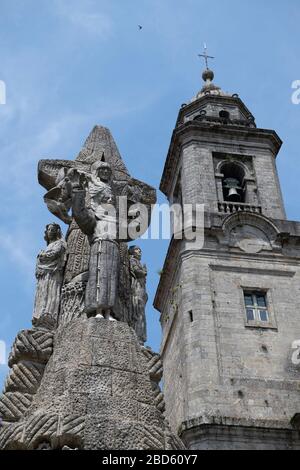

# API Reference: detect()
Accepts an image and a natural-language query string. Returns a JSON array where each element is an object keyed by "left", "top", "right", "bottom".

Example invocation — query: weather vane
[{"left": 198, "top": 43, "right": 214, "bottom": 70}]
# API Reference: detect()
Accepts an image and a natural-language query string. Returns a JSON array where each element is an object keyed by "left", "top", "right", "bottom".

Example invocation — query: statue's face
[
  {"left": 97, "top": 166, "right": 112, "bottom": 182},
  {"left": 46, "top": 225, "right": 58, "bottom": 242},
  {"left": 133, "top": 248, "right": 142, "bottom": 260}
]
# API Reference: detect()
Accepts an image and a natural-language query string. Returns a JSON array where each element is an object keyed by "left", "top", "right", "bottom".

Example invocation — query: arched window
[
  {"left": 221, "top": 162, "right": 245, "bottom": 203},
  {"left": 219, "top": 110, "right": 230, "bottom": 120}
]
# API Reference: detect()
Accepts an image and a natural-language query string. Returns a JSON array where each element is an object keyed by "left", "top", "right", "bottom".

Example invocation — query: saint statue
[
  {"left": 129, "top": 246, "right": 148, "bottom": 344},
  {"left": 33, "top": 223, "right": 67, "bottom": 330},
  {"left": 66, "top": 161, "right": 120, "bottom": 321}
]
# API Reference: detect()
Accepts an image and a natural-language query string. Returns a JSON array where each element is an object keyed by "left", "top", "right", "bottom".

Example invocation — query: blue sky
[{"left": 0, "top": 0, "right": 300, "bottom": 389}]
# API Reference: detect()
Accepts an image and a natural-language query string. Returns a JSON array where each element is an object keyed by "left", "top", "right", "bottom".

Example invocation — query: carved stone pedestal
[{"left": 0, "top": 319, "right": 184, "bottom": 450}]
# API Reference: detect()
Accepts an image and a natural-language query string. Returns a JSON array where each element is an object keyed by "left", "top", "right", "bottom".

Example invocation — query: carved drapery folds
[
  {"left": 32, "top": 223, "right": 67, "bottom": 331},
  {"left": 60, "top": 279, "right": 86, "bottom": 326}
]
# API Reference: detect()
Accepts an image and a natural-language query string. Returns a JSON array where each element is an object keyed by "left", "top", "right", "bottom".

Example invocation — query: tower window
[
  {"left": 221, "top": 162, "right": 245, "bottom": 203},
  {"left": 219, "top": 110, "right": 230, "bottom": 119},
  {"left": 244, "top": 291, "right": 269, "bottom": 324}
]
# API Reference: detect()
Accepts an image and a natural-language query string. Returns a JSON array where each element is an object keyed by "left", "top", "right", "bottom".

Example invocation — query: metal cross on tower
[{"left": 198, "top": 43, "right": 214, "bottom": 70}]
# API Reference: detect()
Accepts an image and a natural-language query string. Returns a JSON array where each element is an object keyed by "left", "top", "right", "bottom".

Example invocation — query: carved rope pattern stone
[
  {"left": 0, "top": 392, "right": 33, "bottom": 422},
  {"left": 8, "top": 330, "right": 54, "bottom": 367},
  {"left": 4, "top": 362, "right": 45, "bottom": 394},
  {"left": 0, "top": 414, "right": 85, "bottom": 449}
]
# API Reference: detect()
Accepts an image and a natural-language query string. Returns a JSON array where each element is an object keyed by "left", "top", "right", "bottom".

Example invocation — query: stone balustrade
[{"left": 218, "top": 202, "right": 262, "bottom": 214}]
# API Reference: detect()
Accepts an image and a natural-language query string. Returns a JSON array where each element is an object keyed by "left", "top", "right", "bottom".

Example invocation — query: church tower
[{"left": 154, "top": 60, "right": 300, "bottom": 450}]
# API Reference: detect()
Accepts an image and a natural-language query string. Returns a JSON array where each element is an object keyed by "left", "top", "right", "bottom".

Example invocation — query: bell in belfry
[{"left": 224, "top": 177, "right": 242, "bottom": 202}]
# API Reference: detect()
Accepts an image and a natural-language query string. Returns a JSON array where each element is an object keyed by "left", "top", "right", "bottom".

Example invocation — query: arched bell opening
[{"left": 221, "top": 162, "right": 246, "bottom": 203}]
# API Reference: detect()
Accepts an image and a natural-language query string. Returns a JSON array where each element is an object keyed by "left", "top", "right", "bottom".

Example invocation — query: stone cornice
[
  {"left": 180, "top": 414, "right": 294, "bottom": 435},
  {"left": 176, "top": 94, "right": 255, "bottom": 127}
]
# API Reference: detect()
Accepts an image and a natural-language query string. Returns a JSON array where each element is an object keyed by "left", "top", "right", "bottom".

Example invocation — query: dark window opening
[
  {"left": 219, "top": 110, "right": 230, "bottom": 120},
  {"left": 189, "top": 311, "right": 194, "bottom": 323},
  {"left": 221, "top": 162, "right": 245, "bottom": 203}
]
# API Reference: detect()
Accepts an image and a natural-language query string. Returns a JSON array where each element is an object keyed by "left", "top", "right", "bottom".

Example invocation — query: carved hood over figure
[{"left": 33, "top": 223, "right": 67, "bottom": 330}]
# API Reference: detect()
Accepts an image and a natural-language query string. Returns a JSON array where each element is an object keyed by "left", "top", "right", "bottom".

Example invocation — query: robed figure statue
[
  {"left": 129, "top": 246, "right": 148, "bottom": 344},
  {"left": 66, "top": 162, "right": 120, "bottom": 321},
  {"left": 33, "top": 223, "right": 67, "bottom": 330}
]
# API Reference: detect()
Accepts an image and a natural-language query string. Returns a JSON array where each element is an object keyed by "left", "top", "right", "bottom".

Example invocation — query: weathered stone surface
[
  {"left": 8, "top": 330, "right": 54, "bottom": 368},
  {"left": 0, "top": 423, "right": 25, "bottom": 450},
  {"left": 0, "top": 319, "right": 185, "bottom": 450},
  {"left": 59, "top": 278, "right": 86, "bottom": 326},
  {"left": 4, "top": 362, "right": 45, "bottom": 394},
  {"left": 0, "top": 328, "right": 54, "bottom": 434},
  {"left": 0, "top": 392, "right": 33, "bottom": 422}
]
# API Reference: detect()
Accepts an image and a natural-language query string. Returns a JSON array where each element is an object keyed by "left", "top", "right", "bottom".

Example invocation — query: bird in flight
[{"left": 138, "top": 25, "right": 143, "bottom": 30}]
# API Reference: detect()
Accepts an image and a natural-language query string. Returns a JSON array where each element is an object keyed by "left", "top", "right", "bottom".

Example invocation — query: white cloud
[
  {"left": 0, "top": 111, "right": 88, "bottom": 195},
  {"left": 0, "top": 230, "right": 34, "bottom": 275}
]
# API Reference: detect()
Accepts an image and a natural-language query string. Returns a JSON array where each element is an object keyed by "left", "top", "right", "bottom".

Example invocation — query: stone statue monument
[
  {"left": 65, "top": 162, "right": 120, "bottom": 321},
  {"left": 32, "top": 223, "right": 67, "bottom": 330},
  {"left": 129, "top": 245, "right": 148, "bottom": 344},
  {"left": 0, "top": 126, "right": 185, "bottom": 450}
]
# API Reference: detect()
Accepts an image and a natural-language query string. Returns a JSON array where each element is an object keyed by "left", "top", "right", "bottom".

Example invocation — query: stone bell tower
[{"left": 154, "top": 62, "right": 300, "bottom": 449}]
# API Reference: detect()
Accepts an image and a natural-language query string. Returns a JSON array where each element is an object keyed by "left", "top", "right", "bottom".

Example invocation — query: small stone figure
[
  {"left": 33, "top": 223, "right": 67, "bottom": 330},
  {"left": 66, "top": 162, "right": 119, "bottom": 321},
  {"left": 129, "top": 246, "right": 148, "bottom": 344}
]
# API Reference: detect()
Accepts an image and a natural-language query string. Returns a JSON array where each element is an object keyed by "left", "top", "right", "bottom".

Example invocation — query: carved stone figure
[
  {"left": 129, "top": 246, "right": 148, "bottom": 344},
  {"left": 66, "top": 162, "right": 120, "bottom": 321},
  {"left": 37, "top": 127, "right": 156, "bottom": 327},
  {"left": 32, "top": 224, "right": 67, "bottom": 330}
]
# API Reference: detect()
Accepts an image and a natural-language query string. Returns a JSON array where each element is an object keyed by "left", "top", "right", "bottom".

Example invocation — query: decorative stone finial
[
  {"left": 202, "top": 68, "right": 214, "bottom": 83},
  {"left": 196, "top": 44, "right": 221, "bottom": 96}
]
